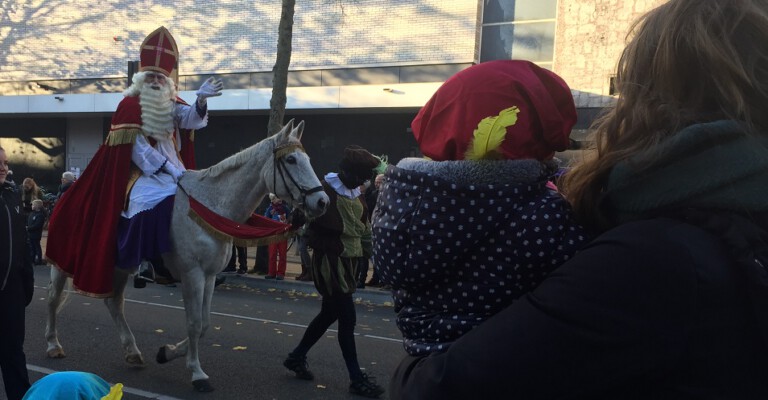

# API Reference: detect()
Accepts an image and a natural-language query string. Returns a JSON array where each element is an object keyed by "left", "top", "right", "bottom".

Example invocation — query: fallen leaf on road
[
  {"left": 268, "top": 288, "right": 276, "bottom": 292},
  {"left": 383, "top": 301, "right": 393, "bottom": 307},
  {"left": 235, "top": 322, "right": 242, "bottom": 325},
  {"left": 212, "top": 344, "right": 221, "bottom": 347},
  {"left": 155, "top": 329, "right": 164, "bottom": 333},
  {"left": 214, "top": 326, "right": 221, "bottom": 330},
  {"left": 286, "top": 311, "right": 293, "bottom": 315},
  {"left": 232, "top": 346, "right": 247, "bottom": 350},
  {"left": 316, "top": 385, "right": 326, "bottom": 389}
]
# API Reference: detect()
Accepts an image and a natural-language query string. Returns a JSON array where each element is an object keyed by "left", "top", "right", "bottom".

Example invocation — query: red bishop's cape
[{"left": 46, "top": 95, "right": 196, "bottom": 298}]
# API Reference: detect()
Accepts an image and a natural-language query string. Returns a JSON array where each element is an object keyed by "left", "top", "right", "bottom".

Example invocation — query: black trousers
[
  {"left": 227, "top": 245, "right": 247, "bottom": 268},
  {"left": 291, "top": 293, "right": 363, "bottom": 380},
  {"left": 254, "top": 245, "right": 269, "bottom": 273},
  {"left": 0, "top": 269, "right": 30, "bottom": 400}
]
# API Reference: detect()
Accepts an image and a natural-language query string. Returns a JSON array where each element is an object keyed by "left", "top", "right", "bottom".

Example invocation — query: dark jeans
[
  {"left": 0, "top": 269, "right": 31, "bottom": 400},
  {"left": 254, "top": 245, "right": 269, "bottom": 273},
  {"left": 291, "top": 293, "right": 363, "bottom": 380},
  {"left": 28, "top": 231, "right": 42, "bottom": 263},
  {"left": 227, "top": 245, "right": 247, "bottom": 269}
]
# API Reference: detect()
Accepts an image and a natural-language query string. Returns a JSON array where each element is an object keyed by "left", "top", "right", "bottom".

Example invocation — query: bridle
[{"left": 272, "top": 143, "right": 324, "bottom": 208}]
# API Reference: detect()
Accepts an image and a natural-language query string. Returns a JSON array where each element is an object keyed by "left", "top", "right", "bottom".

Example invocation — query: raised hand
[{"left": 195, "top": 77, "right": 223, "bottom": 105}]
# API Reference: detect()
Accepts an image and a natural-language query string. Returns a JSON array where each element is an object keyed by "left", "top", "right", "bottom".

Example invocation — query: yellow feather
[{"left": 465, "top": 106, "right": 520, "bottom": 160}]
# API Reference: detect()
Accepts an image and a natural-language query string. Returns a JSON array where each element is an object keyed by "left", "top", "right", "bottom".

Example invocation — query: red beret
[{"left": 412, "top": 60, "right": 577, "bottom": 161}]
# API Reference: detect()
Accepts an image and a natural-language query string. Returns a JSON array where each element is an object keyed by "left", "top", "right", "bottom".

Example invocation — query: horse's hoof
[
  {"left": 156, "top": 346, "right": 168, "bottom": 364},
  {"left": 125, "top": 353, "right": 146, "bottom": 366},
  {"left": 47, "top": 348, "right": 66, "bottom": 359},
  {"left": 192, "top": 379, "right": 214, "bottom": 392}
]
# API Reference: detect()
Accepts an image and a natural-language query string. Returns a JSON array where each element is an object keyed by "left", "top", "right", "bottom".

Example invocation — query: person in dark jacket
[
  {"left": 56, "top": 171, "right": 75, "bottom": 199},
  {"left": 26, "top": 199, "right": 46, "bottom": 265},
  {"left": 0, "top": 146, "right": 34, "bottom": 400},
  {"left": 283, "top": 145, "right": 386, "bottom": 398},
  {"left": 388, "top": 1, "right": 768, "bottom": 399},
  {"left": 373, "top": 60, "right": 590, "bottom": 358}
]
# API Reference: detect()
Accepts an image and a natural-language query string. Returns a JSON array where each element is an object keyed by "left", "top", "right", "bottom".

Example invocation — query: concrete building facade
[{"left": 0, "top": 0, "right": 665, "bottom": 190}]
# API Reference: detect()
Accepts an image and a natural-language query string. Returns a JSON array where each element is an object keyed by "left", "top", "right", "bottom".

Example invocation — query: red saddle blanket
[{"left": 187, "top": 196, "right": 294, "bottom": 247}]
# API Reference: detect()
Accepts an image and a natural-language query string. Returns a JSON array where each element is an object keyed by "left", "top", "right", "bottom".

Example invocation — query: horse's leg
[
  {"left": 156, "top": 337, "right": 189, "bottom": 364},
  {"left": 156, "top": 268, "right": 213, "bottom": 391},
  {"left": 46, "top": 267, "right": 67, "bottom": 358},
  {"left": 200, "top": 273, "right": 215, "bottom": 340},
  {"left": 182, "top": 270, "right": 214, "bottom": 391},
  {"left": 103, "top": 268, "right": 145, "bottom": 366},
  {"left": 156, "top": 273, "right": 214, "bottom": 362}
]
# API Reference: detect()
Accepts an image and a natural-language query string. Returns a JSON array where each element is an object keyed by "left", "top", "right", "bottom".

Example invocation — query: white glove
[
  {"left": 163, "top": 161, "right": 184, "bottom": 183},
  {"left": 196, "top": 77, "right": 223, "bottom": 106}
]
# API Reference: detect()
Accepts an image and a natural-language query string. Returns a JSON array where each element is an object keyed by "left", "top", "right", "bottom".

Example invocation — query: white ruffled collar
[{"left": 324, "top": 172, "right": 361, "bottom": 199}]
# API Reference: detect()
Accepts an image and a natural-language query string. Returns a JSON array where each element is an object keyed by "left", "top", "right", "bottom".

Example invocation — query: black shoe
[
  {"left": 349, "top": 373, "right": 384, "bottom": 398},
  {"left": 133, "top": 275, "right": 147, "bottom": 289},
  {"left": 237, "top": 269, "right": 246, "bottom": 275},
  {"left": 222, "top": 266, "right": 237, "bottom": 273},
  {"left": 283, "top": 354, "right": 314, "bottom": 380}
]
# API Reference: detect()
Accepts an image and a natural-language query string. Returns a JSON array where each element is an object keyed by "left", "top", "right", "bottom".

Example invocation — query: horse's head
[{"left": 267, "top": 120, "right": 329, "bottom": 218}]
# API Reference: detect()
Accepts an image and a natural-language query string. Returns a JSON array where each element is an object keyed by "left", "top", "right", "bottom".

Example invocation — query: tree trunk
[{"left": 268, "top": 0, "right": 296, "bottom": 135}]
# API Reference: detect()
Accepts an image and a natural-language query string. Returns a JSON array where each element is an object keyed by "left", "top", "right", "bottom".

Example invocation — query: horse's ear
[
  {"left": 277, "top": 119, "right": 295, "bottom": 142},
  {"left": 291, "top": 120, "right": 305, "bottom": 141}
]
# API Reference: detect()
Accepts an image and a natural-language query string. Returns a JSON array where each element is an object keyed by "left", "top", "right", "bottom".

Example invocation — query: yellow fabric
[
  {"left": 101, "top": 383, "right": 123, "bottom": 400},
  {"left": 105, "top": 129, "right": 141, "bottom": 146}
]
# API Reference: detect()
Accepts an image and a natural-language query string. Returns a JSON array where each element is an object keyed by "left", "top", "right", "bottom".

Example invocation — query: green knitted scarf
[{"left": 603, "top": 120, "right": 768, "bottom": 224}]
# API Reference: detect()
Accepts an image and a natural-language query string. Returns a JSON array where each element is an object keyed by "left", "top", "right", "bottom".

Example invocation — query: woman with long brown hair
[
  {"left": 389, "top": 0, "right": 768, "bottom": 398},
  {"left": 20, "top": 177, "right": 41, "bottom": 217}
]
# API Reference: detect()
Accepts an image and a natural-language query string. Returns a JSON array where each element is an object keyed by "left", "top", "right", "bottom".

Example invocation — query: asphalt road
[{"left": 7, "top": 266, "right": 406, "bottom": 400}]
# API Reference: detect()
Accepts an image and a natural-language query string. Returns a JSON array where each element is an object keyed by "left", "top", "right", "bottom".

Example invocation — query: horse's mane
[{"left": 198, "top": 133, "right": 301, "bottom": 179}]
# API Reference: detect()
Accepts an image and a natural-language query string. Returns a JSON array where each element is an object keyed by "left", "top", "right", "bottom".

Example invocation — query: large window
[{"left": 480, "top": 0, "right": 558, "bottom": 69}]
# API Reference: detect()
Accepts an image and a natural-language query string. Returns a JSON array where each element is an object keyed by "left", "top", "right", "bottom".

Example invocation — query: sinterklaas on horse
[{"left": 45, "top": 120, "right": 329, "bottom": 392}]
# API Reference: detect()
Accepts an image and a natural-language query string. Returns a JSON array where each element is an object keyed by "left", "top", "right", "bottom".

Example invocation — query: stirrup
[{"left": 134, "top": 261, "right": 156, "bottom": 288}]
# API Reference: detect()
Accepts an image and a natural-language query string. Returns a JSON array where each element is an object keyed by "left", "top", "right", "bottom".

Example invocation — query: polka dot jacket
[{"left": 372, "top": 158, "right": 591, "bottom": 356}]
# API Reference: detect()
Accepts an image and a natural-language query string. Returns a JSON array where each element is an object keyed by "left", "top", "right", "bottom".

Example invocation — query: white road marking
[{"left": 122, "top": 298, "right": 403, "bottom": 343}]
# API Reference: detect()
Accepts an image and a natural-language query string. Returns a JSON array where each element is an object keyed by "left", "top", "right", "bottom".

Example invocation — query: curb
[{"left": 220, "top": 273, "right": 395, "bottom": 306}]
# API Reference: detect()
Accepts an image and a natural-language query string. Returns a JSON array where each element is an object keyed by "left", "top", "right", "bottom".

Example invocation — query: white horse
[{"left": 45, "top": 120, "right": 329, "bottom": 392}]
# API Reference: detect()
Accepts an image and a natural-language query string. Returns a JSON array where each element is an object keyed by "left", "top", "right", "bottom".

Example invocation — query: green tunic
[{"left": 306, "top": 181, "right": 372, "bottom": 297}]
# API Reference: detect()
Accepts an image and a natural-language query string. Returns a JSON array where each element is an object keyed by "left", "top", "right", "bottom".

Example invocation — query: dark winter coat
[
  {"left": 26, "top": 209, "right": 46, "bottom": 234},
  {"left": 390, "top": 217, "right": 768, "bottom": 399},
  {"left": 389, "top": 121, "right": 768, "bottom": 398},
  {"left": 373, "top": 158, "right": 589, "bottom": 355},
  {"left": 0, "top": 182, "right": 34, "bottom": 305}
]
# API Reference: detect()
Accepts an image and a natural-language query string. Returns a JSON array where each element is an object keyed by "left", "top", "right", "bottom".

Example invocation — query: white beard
[
  {"left": 124, "top": 71, "right": 178, "bottom": 141},
  {"left": 139, "top": 83, "right": 175, "bottom": 140}
]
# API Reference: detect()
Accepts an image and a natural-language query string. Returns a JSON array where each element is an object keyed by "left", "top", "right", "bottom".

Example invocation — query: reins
[{"left": 272, "top": 143, "right": 324, "bottom": 208}]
